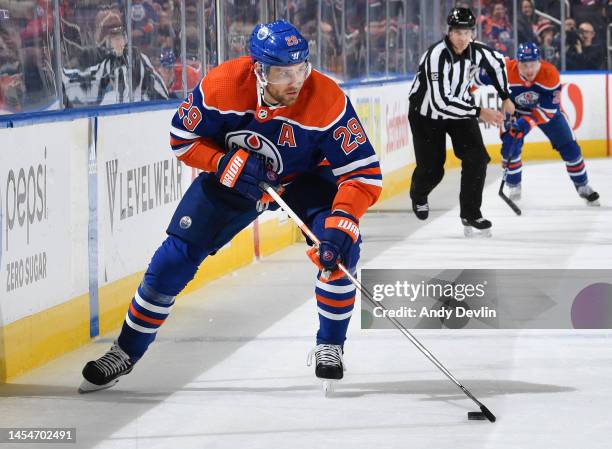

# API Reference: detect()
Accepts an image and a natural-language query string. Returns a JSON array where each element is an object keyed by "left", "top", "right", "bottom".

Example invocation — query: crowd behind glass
[{"left": 0, "top": 0, "right": 609, "bottom": 116}]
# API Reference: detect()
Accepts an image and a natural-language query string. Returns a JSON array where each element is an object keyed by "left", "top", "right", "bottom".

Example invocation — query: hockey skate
[
  {"left": 412, "top": 199, "right": 429, "bottom": 220},
  {"left": 461, "top": 217, "right": 492, "bottom": 238},
  {"left": 506, "top": 183, "right": 521, "bottom": 201},
  {"left": 78, "top": 342, "right": 134, "bottom": 393},
  {"left": 577, "top": 184, "right": 600, "bottom": 207},
  {"left": 307, "top": 344, "right": 344, "bottom": 397}
]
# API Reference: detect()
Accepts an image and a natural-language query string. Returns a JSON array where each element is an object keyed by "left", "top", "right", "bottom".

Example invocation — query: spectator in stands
[
  {"left": 0, "top": 70, "right": 23, "bottom": 114},
  {"left": 483, "top": 2, "right": 514, "bottom": 55},
  {"left": 566, "top": 21, "right": 604, "bottom": 70},
  {"left": 0, "top": 20, "right": 24, "bottom": 114},
  {"left": 0, "top": 1, "right": 58, "bottom": 112},
  {"left": 517, "top": 0, "right": 538, "bottom": 43},
  {"left": 367, "top": 0, "right": 387, "bottom": 74},
  {"left": 570, "top": 0, "right": 608, "bottom": 45},
  {"left": 203, "top": 0, "right": 217, "bottom": 70},
  {"left": 130, "top": 0, "right": 158, "bottom": 52},
  {"left": 288, "top": 1, "right": 329, "bottom": 70},
  {"left": 536, "top": 19, "right": 560, "bottom": 67},
  {"left": 345, "top": 1, "right": 366, "bottom": 78},
  {"left": 562, "top": 16, "right": 580, "bottom": 57}
]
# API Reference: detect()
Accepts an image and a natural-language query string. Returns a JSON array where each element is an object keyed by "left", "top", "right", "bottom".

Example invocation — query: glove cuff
[
  {"left": 325, "top": 213, "right": 359, "bottom": 243},
  {"left": 218, "top": 148, "right": 249, "bottom": 188}
]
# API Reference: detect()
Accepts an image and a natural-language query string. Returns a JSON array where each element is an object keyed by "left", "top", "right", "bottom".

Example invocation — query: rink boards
[{"left": 0, "top": 72, "right": 610, "bottom": 381}]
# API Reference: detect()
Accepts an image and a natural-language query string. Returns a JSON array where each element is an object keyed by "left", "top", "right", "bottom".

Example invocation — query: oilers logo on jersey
[
  {"left": 225, "top": 130, "right": 284, "bottom": 174},
  {"left": 515, "top": 91, "right": 540, "bottom": 108}
]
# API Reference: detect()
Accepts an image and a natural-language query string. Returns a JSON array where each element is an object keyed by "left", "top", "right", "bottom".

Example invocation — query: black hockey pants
[{"left": 408, "top": 109, "right": 491, "bottom": 220}]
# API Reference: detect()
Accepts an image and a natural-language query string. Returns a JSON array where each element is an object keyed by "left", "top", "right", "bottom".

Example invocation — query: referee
[{"left": 408, "top": 7, "right": 514, "bottom": 236}]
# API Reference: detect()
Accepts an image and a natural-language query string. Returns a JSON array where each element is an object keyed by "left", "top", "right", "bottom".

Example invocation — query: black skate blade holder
[{"left": 259, "top": 182, "right": 497, "bottom": 422}]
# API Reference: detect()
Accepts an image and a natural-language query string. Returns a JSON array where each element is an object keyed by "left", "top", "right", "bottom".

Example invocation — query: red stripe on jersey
[{"left": 316, "top": 294, "right": 355, "bottom": 308}]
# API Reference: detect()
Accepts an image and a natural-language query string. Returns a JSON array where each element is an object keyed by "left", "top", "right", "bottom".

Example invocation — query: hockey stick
[
  {"left": 499, "top": 173, "right": 521, "bottom": 215},
  {"left": 497, "top": 114, "right": 522, "bottom": 215},
  {"left": 260, "top": 182, "right": 497, "bottom": 422},
  {"left": 499, "top": 116, "right": 522, "bottom": 216},
  {"left": 497, "top": 178, "right": 522, "bottom": 215}
]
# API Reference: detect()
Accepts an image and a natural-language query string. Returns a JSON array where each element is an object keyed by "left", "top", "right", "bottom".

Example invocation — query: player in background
[
  {"left": 79, "top": 20, "right": 382, "bottom": 393},
  {"left": 158, "top": 48, "right": 202, "bottom": 99},
  {"left": 475, "top": 42, "right": 600, "bottom": 205}
]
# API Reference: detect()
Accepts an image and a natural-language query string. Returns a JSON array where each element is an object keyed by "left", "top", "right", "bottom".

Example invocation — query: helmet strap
[
  {"left": 254, "top": 62, "right": 269, "bottom": 88},
  {"left": 253, "top": 62, "right": 285, "bottom": 122}
]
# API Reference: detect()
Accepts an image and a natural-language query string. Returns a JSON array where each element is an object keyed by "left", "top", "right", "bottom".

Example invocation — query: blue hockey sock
[
  {"left": 118, "top": 282, "right": 175, "bottom": 362},
  {"left": 315, "top": 275, "right": 356, "bottom": 346},
  {"left": 502, "top": 156, "right": 523, "bottom": 186},
  {"left": 564, "top": 156, "right": 588, "bottom": 187},
  {"left": 117, "top": 235, "right": 208, "bottom": 361}
]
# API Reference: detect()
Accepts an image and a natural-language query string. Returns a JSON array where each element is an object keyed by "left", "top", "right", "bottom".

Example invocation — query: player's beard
[{"left": 264, "top": 83, "right": 302, "bottom": 107}]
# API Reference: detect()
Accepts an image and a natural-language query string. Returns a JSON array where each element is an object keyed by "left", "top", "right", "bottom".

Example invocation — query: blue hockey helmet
[
  {"left": 160, "top": 48, "right": 176, "bottom": 67},
  {"left": 517, "top": 42, "right": 541, "bottom": 62},
  {"left": 249, "top": 19, "right": 309, "bottom": 66}
]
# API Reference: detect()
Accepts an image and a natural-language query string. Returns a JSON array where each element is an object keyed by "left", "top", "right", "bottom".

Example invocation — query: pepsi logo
[{"left": 561, "top": 83, "right": 583, "bottom": 131}]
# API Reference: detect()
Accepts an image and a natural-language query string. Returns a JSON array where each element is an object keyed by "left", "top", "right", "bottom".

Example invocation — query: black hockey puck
[{"left": 468, "top": 411, "right": 486, "bottom": 420}]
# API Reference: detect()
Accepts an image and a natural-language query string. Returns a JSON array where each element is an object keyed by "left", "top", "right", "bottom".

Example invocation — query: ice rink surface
[{"left": 1, "top": 159, "right": 611, "bottom": 449}]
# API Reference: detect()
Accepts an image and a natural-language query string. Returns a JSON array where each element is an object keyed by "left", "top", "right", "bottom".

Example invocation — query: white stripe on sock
[{"left": 317, "top": 306, "right": 353, "bottom": 321}]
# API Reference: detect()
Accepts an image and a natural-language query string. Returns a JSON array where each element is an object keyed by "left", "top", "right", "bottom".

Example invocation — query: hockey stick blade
[
  {"left": 480, "top": 404, "right": 497, "bottom": 422},
  {"left": 498, "top": 179, "right": 522, "bottom": 216}
]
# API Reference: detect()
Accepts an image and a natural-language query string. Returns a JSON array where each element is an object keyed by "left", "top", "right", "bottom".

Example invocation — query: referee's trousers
[{"left": 409, "top": 109, "right": 491, "bottom": 220}]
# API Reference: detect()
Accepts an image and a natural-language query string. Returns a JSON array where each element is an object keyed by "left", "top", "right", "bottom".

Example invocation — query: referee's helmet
[{"left": 447, "top": 7, "right": 476, "bottom": 29}]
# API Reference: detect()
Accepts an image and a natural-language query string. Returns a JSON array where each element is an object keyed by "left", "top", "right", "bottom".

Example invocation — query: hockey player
[
  {"left": 79, "top": 20, "right": 382, "bottom": 393},
  {"left": 476, "top": 42, "right": 600, "bottom": 205}
]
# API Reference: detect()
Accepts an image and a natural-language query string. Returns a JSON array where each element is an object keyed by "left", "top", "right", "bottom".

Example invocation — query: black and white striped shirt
[
  {"left": 62, "top": 49, "right": 169, "bottom": 107},
  {"left": 409, "top": 36, "right": 509, "bottom": 120}
]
